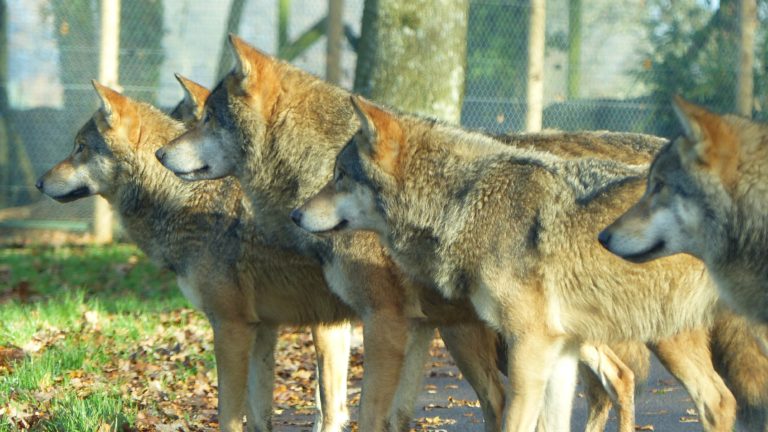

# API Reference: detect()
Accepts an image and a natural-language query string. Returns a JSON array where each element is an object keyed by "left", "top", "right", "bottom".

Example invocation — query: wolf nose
[
  {"left": 290, "top": 208, "right": 302, "bottom": 226},
  {"left": 35, "top": 178, "right": 44, "bottom": 191},
  {"left": 597, "top": 230, "right": 612, "bottom": 249},
  {"left": 155, "top": 148, "right": 166, "bottom": 163}
]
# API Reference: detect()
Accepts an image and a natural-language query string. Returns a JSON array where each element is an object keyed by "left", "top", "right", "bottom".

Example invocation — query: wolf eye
[
  {"left": 203, "top": 112, "right": 213, "bottom": 124},
  {"left": 335, "top": 170, "right": 346, "bottom": 182},
  {"left": 75, "top": 143, "right": 84, "bottom": 153},
  {"left": 651, "top": 180, "right": 664, "bottom": 194}
]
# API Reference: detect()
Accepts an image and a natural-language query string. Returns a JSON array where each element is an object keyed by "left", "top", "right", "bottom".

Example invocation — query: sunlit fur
[
  {"left": 37, "top": 82, "right": 355, "bottom": 432},
  {"left": 602, "top": 98, "right": 768, "bottom": 324},
  {"left": 313, "top": 97, "right": 747, "bottom": 432},
  {"left": 156, "top": 35, "right": 510, "bottom": 432}
]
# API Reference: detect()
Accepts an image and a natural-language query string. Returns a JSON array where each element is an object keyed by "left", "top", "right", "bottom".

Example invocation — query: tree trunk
[
  {"left": 354, "top": 0, "right": 469, "bottom": 124},
  {"left": 736, "top": 0, "right": 756, "bottom": 117},
  {"left": 525, "top": 0, "right": 546, "bottom": 132}
]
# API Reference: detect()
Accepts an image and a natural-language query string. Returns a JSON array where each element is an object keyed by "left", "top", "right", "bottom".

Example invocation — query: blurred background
[{"left": 0, "top": 0, "right": 764, "bottom": 243}]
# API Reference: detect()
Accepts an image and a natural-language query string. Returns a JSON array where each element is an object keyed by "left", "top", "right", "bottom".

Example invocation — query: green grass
[{"left": 0, "top": 244, "right": 217, "bottom": 431}]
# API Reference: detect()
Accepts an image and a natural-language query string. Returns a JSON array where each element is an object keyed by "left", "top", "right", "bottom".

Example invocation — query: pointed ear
[
  {"left": 92, "top": 80, "right": 122, "bottom": 130},
  {"left": 672, "top": 95, "right": 711, "bottom": 145},
  {"left": 672, "top": 96, "right": 739, "bottom": 184},
  {"left": 350, "top": 95, "right": 376, "bottom": 152},
  {"left": 91, "top": 80, "right": 141, "bottom": 145},
  {"left": 228, "top": 33, "right": 254, "bottom": 79},
  {"left": 174, "top": 73, "right": 209, "bottom": 119},
  {"left": 350, "top": 96, "right": 403, "bottom": 175},
  {"left": 226, "top": 34, "right": 281, "bottom": 116}
]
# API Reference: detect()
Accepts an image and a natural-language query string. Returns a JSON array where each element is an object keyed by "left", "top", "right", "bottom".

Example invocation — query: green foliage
[
  {"left": 466, "top": 1, "right": 529, "bottom": 99},
  {"left": 635, "top": 0, "right": 768, "bottom": 135}
]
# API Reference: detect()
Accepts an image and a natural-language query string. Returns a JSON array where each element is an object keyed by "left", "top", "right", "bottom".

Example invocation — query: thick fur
[
  {"left": 157, "top": 36, "right": 509, "bottom": 432},
  {"left": 295, "top": 97, "right": 747, "bottom": 432},
  {"left": 36, "top": 81, "right": 356, "bottom": 432},
  {"left": 501, "top": 131, "right": 768, "bottom": 431},
  {"left": 600, "top": 98, "right": 768, "bottom": 325}
]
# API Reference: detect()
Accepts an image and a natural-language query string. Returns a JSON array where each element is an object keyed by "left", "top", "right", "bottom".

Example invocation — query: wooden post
[
  {"left": 326, "top": 0, "right": 344, "bottom": 85},
  {"left": 94, "top": 0, "right": 120, "bottom": 243},
  {"left": 525, "top": 0, "right": 546, "bottom": 132},
  {"left": 736, "top": 0, "right": 756, "bottom": 117}
]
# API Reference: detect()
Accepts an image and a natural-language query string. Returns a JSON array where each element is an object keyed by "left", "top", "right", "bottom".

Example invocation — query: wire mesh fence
[{"left": 0, "top": 0, "right": 763, "bottom": 240}]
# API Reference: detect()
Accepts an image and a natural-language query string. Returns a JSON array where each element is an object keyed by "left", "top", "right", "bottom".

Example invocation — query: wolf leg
[
  {"left": 535, "top": 347, "right": 579, "bottom": 432},
  {"left": 243, "top": 323, "right": 278, "bottom": 432},
  {"left": 311, "top": 322, "right": 352, "bottom": 432},
  {"left": 384, "top": 323, "right": 434, "bottom": 431},
  {"left": 650, "top": 328, "right": 736, "bottom": 432},
  {"left": 503, "top": 332, "right": 566, "bottom": 432},
  {"left": 357, "top": 310, "right": 410, "bottom": 432},
  {"left": 710, "top": 310, "right": 768, "bottom": 432},
  {"left": 579, "top": 343, "right": 636, "bottom": 432},
  {"left": 580, "top": 364, "right": 612, "bottom": 432},
  {"left": 212, "top": 319, "right": 258, "bottom": 432},
  {"left": 440, "top": 324, "right": 505, "bottom": 432}
]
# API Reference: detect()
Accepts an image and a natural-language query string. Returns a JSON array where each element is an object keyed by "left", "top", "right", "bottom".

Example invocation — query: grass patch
[
  {"left": 0, "top": 244, "right": 357, "bottom": 431},
  {"left": 0, "top": 244, "right": 220, "bottom": 431}
]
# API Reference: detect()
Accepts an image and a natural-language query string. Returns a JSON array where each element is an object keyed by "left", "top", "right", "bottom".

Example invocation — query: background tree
[
  {"left": 354, "top": 0, "right": 469, "bottom": 123},
  {"left": 464, "top": 1, "right": 528, "bottom": 101},
  {"left": 119, "top": 0, "right": 164, "bottom": 103},
  {"left": 636, "top": 0, "right": 764, "bottom": 135}
]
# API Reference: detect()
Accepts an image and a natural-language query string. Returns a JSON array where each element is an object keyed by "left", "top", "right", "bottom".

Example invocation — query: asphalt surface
[{"left": 273, "top": 335, "right": 703, "bottom": 432}]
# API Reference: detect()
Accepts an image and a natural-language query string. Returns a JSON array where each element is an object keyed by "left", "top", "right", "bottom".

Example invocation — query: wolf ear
[
  {"left": 174, "top": 73, "right": 209, "bottom": 120},
  {"left": 91, "top": 80, "right": 141, "bottom": 144},
  {"left": 92, "top": 80, "right": 123, "bottom": 130},
  {"left": 228, "top": 33, "right": 254, "bottom": 80},
  {"left": 350, "top": 96, "right": 403, "bottom": 175},
  {"left": 226, "top": 34, "right": 280, "bottom": 114},
  {"left": 672, "top": 96, "right": 739, "bottom": 184}
]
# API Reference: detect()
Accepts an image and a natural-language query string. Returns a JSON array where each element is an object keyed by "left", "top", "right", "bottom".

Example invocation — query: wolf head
[
  {"left": 157, "top": 34, "right": 280, "bottom": 181},
  {"left": 599, "top": 97, "right": 759, "bottom": 265},
  {"left": 292, "top": 96, "right": 404, "bottom": 236},
  {"left": 37, "top": 81, "right": 184, "bottom": 203}
]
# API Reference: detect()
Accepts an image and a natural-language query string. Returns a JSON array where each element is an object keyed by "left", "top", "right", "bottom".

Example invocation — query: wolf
[
  {"left": 35, "top": 79, "right": 357, "bottom": 432},
  {"left": 499, "top": 131, "right": 768, "bottom": 432},
  {"left": 64, "top": 77, "right": 516, "bottom": 430},
  {"left": 153, "top": 35, "right": 667, "bottom": 431},
  {"left": 291, "top": 95, "right": 748, "bottom": 431},
  {"left": 599, "top": 97, "right": 768, "bottom": 325}
]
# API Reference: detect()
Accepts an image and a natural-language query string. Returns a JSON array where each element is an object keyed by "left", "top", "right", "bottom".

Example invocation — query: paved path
[{"left": 274, "top": 335, "right": 702, "bottom": 431}]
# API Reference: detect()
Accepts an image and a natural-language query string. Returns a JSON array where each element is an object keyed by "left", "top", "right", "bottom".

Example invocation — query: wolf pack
[{"left": 35, "top": 34, "right": 768, "bottom": 431}]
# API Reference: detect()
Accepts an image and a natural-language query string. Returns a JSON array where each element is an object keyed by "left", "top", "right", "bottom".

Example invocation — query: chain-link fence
[{"left": 0, "top": 0, "right": 762, "bottom": 241}]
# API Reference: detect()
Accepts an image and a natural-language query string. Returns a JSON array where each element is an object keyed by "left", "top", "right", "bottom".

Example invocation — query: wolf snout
[
  {"left": 597, "top": 230, "right": 611, "bottom": 249},
  {"left": 290, "top": 208, "right": 303, "bottom": 226},
  {"left": 35, "top": 177, "right": 44, "bottom": 191},
  {"left": 155, "top": 148, "right": 166, "bottom": 163}
]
